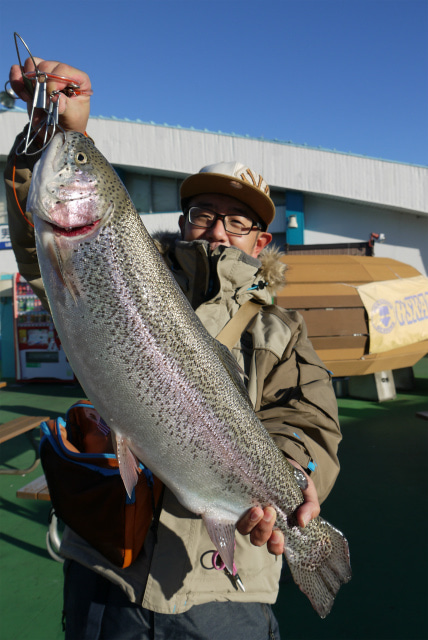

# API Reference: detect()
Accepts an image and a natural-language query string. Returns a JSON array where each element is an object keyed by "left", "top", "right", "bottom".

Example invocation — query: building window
[
  {"left": 119, "top": 168, "right": 180, "bottom": 214},
  {"left": 151, "top": 176, "right": 180, "bottom": 213}
]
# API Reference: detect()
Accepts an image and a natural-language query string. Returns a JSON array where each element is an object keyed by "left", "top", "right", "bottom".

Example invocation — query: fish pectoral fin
[
  {"left": 113, "top": 434, "right": 140, "bottom": 499},
  {"left": 50, "top": 239, "right": 80, "bottom": 304},
  {"left": 202, "top": 515, "right": 237, "bottom": 575}
]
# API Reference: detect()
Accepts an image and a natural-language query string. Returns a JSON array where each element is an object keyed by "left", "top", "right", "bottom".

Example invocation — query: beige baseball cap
[{"left": 180, "top": 161, "right": 275, "bottom": 227}]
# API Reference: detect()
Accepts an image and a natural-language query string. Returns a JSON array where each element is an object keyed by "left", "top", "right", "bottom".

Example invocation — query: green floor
[
  {"left": 1, "top": 360, "right": 427, "bottom": 640},
  {"left": 0, "top": 383, "right": 85, "bottom": 640}
]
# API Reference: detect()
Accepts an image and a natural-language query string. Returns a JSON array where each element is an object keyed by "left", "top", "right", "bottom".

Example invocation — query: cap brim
[{"left": 180, "top": 173, "right": 275, "bottom": 227}]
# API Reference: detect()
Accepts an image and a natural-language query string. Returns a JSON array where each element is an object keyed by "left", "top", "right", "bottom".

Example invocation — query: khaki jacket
[{"left": 4, "top": 131, "right": 342, "bottom": 613}]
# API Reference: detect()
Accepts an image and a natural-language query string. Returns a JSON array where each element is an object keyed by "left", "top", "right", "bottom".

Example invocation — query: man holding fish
[{"left": 5, "top": 59, "right": 346, "bottom": 639}]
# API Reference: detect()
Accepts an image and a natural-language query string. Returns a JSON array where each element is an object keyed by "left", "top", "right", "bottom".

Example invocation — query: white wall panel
[
  {"left": 1, "top": 111, "right": 426, "bottom": 276},
  {"left": 304, "top": 195, "right": 428, "bottom": 275}
]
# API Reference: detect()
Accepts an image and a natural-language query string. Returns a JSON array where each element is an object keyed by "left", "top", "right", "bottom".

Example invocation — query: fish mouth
[{"left": 48, "top": 219, "right": 102, "bottom": 238}]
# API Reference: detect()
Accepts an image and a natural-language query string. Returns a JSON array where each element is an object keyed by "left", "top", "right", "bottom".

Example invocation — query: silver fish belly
[{"left": 28, "top": 132, "right": 351, "bottom": 617}]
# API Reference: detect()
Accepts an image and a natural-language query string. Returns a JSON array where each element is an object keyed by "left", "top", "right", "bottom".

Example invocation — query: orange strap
[{"left": 12, "top": 158, "right": 34, "bottom": 228}]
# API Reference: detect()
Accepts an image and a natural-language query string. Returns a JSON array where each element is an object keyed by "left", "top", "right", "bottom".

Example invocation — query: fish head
[
  {"left": 28, "top": 131, "right": 125, "bottom": 302},
  {"left": 28, "top": 131, "right": 118, "bottom": 243}
]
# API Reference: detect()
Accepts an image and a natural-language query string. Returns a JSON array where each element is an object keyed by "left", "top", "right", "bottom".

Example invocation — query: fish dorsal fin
[
  {"left": 202, "top": 515, "right": 236, "bottom": 575},
  {"left": 112, "top": 433, "right": 140, "bottom": 499}
]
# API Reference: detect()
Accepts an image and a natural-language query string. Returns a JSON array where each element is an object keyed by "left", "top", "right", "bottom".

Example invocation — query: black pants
[{"left": 63, "top": 560, "right": 281, "bottom": 640}]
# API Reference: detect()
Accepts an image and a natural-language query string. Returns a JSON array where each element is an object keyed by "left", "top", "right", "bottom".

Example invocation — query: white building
[{"left": 1, "top": 108, "right": 427, "bottom": 276}]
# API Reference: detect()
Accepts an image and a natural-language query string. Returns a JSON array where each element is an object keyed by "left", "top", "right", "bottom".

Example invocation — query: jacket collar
[{"left": 153, "top": 232, "right": 287, "bottom": 310}]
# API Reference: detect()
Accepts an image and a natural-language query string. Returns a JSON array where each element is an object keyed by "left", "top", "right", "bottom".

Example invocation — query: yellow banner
[{"left": 357, "top": 275, "right": 428, "bottom": 354}]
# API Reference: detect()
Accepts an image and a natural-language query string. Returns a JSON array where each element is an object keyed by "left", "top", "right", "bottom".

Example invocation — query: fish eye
[{"left": 75, "top": 152, "right": 88, "bottom": 164}]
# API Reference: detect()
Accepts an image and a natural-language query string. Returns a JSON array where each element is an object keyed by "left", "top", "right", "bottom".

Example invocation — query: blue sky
[{"left": 1, "top": 0, "right": 427, "bottom": 166}]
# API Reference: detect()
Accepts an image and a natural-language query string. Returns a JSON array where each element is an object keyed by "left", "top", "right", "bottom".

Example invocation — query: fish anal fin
[
  {"left": 202, "top": 515, "right": 236, "bottom": 574},
  {"left": 113, "top": 434, "right": 140, "bottom": 499}
]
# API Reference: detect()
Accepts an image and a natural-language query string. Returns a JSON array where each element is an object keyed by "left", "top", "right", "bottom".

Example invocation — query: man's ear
[
  {"left": 178, "top": 214, "right": 186, "bottom": 238},
  {"left": 252, "top": 232, "right": 272, "bottom": 258}
]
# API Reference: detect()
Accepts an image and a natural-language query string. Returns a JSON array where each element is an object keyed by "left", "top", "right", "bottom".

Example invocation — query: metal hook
[
  {"left": 4, "top": 80, "right": 19, "bottom": 100},
  {"left": 10, "top": 32, "right": 86, "bottom": 155},
  {"left": 46, "top": 91, "right": 60, "bottom": 127},
  {"left": 34, "top": 74, "right": 47, "bottom": 109},
  {"left": 14, "top": 32, "right": 39, "bottom": 99}
]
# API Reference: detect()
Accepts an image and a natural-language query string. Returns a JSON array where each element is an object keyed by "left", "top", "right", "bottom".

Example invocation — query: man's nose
[{"left": 206, "top": 218, "right": 228, "bottom": 240}]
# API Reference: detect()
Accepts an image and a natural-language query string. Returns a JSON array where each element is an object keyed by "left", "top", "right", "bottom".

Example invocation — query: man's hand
[
  {"left": 236, "top": 460, "right": 320, "bottom": 556},
  {"left": 9, "top": 58, "right": 91, "bottom": 134}
]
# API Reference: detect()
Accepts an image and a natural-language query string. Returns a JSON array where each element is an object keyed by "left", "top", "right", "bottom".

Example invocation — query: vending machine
[{"left": 13, "top": 274, "right": 75, "bottom": 382}]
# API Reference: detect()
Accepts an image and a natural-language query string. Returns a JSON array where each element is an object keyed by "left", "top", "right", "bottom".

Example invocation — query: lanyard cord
[{"left": 12, "top": 157, "right": 34, "bottom": 228}]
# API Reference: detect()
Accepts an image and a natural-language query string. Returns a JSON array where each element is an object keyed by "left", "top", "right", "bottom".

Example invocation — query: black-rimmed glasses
[{"left": 187, "top": 207, "right": 263, "bottom": 236}]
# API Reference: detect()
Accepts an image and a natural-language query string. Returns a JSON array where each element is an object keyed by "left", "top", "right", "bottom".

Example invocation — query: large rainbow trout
[{"left": 28, "top": 132, "right": 351, "bottom": 617}]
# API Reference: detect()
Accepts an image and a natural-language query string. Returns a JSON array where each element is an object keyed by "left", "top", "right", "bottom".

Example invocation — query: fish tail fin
[{"left": 284, "top": 518, "right": 352, "bottom": 618}]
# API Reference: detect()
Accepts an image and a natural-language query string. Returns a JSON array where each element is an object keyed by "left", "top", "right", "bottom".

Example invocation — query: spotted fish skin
[{"left": 28, "top": 132, "right": 351, "bottom": 618}]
